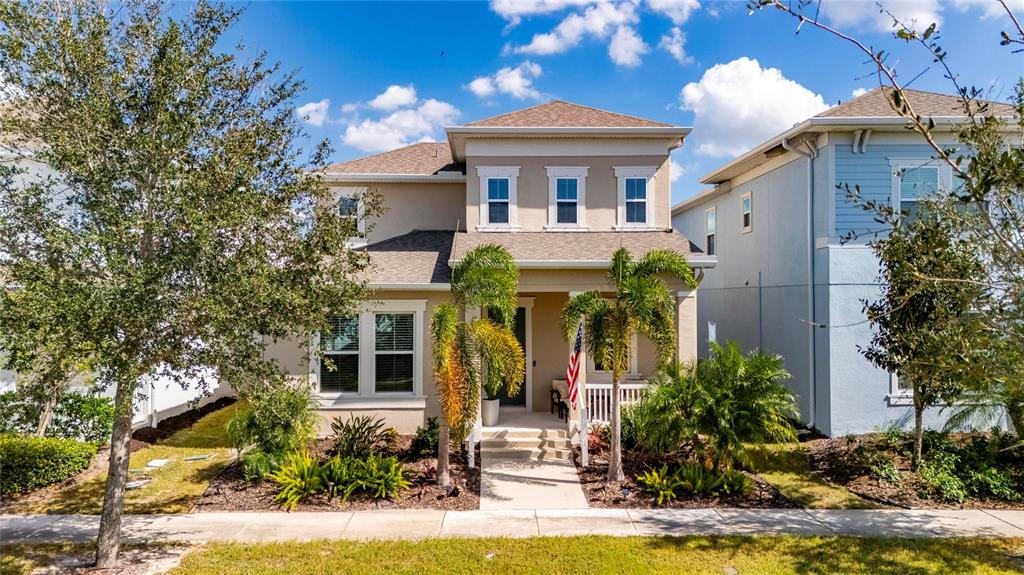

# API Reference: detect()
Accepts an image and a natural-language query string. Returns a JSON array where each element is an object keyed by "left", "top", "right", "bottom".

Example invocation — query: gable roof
[
  {"left": 817, "top": 87, "right": 1017, "bottom": 119},
  {"left": 325, "top": 142, "right": 460, "bottom": 176},
  {"left": 465, "top": 100, "right": 673, "bottom": 128}
]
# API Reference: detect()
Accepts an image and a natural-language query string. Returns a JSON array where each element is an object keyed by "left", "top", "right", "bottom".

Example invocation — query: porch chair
[{"left": 550, "top": 379, "right": 569, "bottom": 422}]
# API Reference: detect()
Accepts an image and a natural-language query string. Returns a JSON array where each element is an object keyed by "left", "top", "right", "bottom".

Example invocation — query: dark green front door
[{"left": 497, "top": 307, "right": 527, "bottom": 406}]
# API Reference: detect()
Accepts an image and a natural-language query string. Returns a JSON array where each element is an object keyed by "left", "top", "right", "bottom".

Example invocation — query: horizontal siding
[{"left": 834, "top": 143, "right": 944, "bottom": 238}]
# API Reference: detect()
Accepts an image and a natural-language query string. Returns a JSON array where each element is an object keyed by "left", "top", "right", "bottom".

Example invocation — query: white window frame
[
  {"left": 545, "top": 166, "right": 589, "bottom": 230},
  {"left": 614, "top": 166, "right": 658, "bottom": 230},
  {"left": 740, "top": 191, "right": 752, "bottom": 234},
  {"left": 310, "top": 300, "right": 426, "bottom": 403},
  {"left": 889, "top": 159, "right": 951, "bottom": 223},
  {"left": 318, "top": 316, "right": 361, "bottom": 395},
  {"left": 704, "top": 206, "right": 716, "bottom": 256},
  {"left": 587, "top": 333, "right": 639, "bottom": 383},
  {"left": 335, "top": 186, "right": 367, "bottom": 248},
  {"left": 477, "top": 166, "right": 521, "bottom": 231}
]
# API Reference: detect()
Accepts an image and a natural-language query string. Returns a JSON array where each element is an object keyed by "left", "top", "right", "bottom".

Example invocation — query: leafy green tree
[
  {"left": 632, "top": 343, "right": 797, "bottom": 469},
  {"left": 431, "top": 244, "right": 525, "bottom": 487},
  {"left": 561, "top": 248, "right": 696, "bottom": 483},
  {"left": 0, "top": 1, "right": 372, "bottom": 566}
]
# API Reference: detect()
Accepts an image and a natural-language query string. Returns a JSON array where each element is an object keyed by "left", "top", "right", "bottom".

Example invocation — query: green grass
[
  {"left": 749, "top": 443, "right": 879, "bottom": 509},
  {"left": 6, "top": 402, "right": 239, "bottom": 514},
  {"left": 168, "top": 536, "right": 1024, "bottom": 575}
]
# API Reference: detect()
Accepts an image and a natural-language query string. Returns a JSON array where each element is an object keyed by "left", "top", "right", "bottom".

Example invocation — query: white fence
[{"left": 586, "top": 382, "right": 647, "bottom": 425}]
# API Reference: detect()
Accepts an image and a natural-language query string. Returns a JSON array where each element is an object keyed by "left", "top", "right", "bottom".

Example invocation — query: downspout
[{"left": 781, "top": 136, "right": 818, "bottom": 430}]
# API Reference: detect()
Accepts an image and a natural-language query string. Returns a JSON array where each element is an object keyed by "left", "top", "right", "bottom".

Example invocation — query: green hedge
[{"left": 0, "top": 435, "right": 97, "bottom": 496}]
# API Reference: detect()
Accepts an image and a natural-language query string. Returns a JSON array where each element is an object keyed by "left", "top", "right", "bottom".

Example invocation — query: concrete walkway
[
  {"left": 4, "top": 509, "right": 1024, "bottom": 544},
  {"left": 479, "top": 408, "right": 588, "bottom": 510}
]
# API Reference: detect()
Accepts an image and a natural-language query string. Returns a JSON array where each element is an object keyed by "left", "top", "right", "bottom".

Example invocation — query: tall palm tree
[
  {"left": 561, "top": 248, "right": 697, "bottom": 483},
  {"left": 431, "top": 244, "right": 525, "bottom": 487}
]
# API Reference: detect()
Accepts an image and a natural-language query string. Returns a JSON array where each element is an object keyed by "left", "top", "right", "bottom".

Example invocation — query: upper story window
[
  {"left": 334, "top": 186, "right": 367, "bottom": 247},
  {"left": 741, "top": 191, "right": 752, "bottom": 233},
  {"left": 614, "top": 166, "right": 657, "bottom": 229},
  {"left": 890, "top": 159, "right": 950, "bottom": 224},
  {"left": 477, "top": 166, "right": 520, "bottom": 231},
  {"left": 705, "top": 207, "right": 716, "bottom": 256},
  {"left": 546, "top": 166, "right": 588, "bottom": 230}
]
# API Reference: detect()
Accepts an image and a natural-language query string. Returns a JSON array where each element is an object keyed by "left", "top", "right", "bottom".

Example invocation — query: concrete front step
[
  {"left": 481, "top": 438, "right": 571, "bottom": 450},
  {"left": 481, "top": 447, "right": 573, "bottom": 461},
  {"left": 480, "top": 428, "right": 569, "bottom": 441}
]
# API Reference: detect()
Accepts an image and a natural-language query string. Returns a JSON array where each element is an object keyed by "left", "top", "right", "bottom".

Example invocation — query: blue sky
[{"left": 222, "top": 1, "right": 1022, "bottom": 203}]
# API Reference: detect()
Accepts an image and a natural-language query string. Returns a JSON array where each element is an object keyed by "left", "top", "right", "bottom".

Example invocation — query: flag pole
[{"left": 578, "top": 319, "right": 588, "bottom": 468}]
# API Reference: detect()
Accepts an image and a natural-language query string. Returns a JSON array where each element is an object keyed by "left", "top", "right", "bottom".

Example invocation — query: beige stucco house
[{"left": 270, "top": 101, "right": 715, "bottom": 434}]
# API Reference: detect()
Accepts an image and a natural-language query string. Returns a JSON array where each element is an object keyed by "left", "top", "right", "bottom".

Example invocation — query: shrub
[
  {"left": 0, "top": 390, "right": 114, "bottom": 443},
  {"left": 627, "top": 343, "right": 798, "bottom": 468},
  {"left": 356, "top": 453, "right": 411, "bottom": 499},
  {"left": 227, "top": 385, "right": 317, "bottom": 456},
  {"left": 636, "top": 465, "right": 682, "bottom": 505},
  {"left": 636, "top": 461, "right": 753, "bottom": 505},
  {"left": 330, "top": 415, "right": 392, "bottom": 458},
  {"left": 322, "top": 455, "right": 362, "bottom": 500},
  {"left": 268, "top": 451, "right": 324, "bottom": 511},
  {"left": 239, "top": 449, "right": 280, "bottom": 483},
  {"left": 411, "top": 417, "right": 440, "bottom": 457},
  {"left": 0, "top": 436, "right": 97, "bottom": 495}
]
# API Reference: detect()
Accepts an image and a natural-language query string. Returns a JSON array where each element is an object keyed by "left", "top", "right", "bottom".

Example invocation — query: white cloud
[
  {"left": 680, "top": 57, "right": 829, "bottom": 157},
  {"left": 368, "top": 85, "right": 418, "bottom": 111},
  {"left": 342, "top": 99, "right": 460, "bottom": 152},
  {"left": 647, "top": 0, "right": 700, "bottom": 24},
  {"left": 511, "top": 2, "right": 638, "bottom": 58},
  {"left": 659, "top": 26, "right": 692, "bottom": 64},
  {"left": 953, "top": 0, "right": 1024, "bottom": 18},
  {"left": 468, "top": 61, "right": 543, "bottom": 99},
  {"left": 340, "top": 102, "right": 358, "bottom": 113},
  {"left": 296, "top": 99, "right": 330, "bottom": 127},
  {"left": 821, "top": 0, "right": 941, "bottom": 32},
  {"left": 669, "top": 156, "right": 684, "bottom": 183},
  {"left": 609, "top": 26, "right": 648, "bottom": 67},
  {"left": 490, "top": 0, "right": 593, "bottom": 23},
  {"left": 852, "top": 87, "right": 870, "bottom": 98}
]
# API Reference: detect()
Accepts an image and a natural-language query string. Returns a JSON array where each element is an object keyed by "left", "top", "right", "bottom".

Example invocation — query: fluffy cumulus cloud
[
  {"left": 510, "top": 2, "right": 641, "bottom": 63},
  {"left": 295, "top": 99, "right": 330, "bottom": 127},
  {"left": 953, "top": 0, "right": 1024, "bottom": 18},
  {"left": 669, "top": 155, "right": 684, "bottom": 183},
  {"left": 821, "top": 0, "right": 942, "bottom": 32},
  {"left": 342, "top": 98, "right": 460, "bottom": 152},
  {"left": 368, "top": 84, "right": 418, "bottom": 111},
  {"left": 851, "top": 87, "right": 870, "bottom": 98},
  {"left": 680, "top": 57, "right": 829, "bottom": 158},
  {"left": 658, "top": 26, "right": 692, "bottom": 64},
  {"left": 609, "top": 26, "right": 648, "bottom": 66},
  {"left": 468, "top": 61, "right": 543, "bottom": 99},
  {"left": 646, "top": 0, "right": 700, "bottom": 24}
]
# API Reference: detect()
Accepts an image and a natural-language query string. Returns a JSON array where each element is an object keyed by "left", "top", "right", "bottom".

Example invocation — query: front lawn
[
  {"left": 2, "top": 401, "right": 238, "bottom": 514},
  {"left": 748, "top": 443, "right": 878, "bottom": 509},
  {"left": 168, "top": 536, "right": 1024, "bottom": 575}
]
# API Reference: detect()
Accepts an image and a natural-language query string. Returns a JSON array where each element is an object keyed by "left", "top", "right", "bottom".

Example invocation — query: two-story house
[
  {"left": 267, "top": 100, "right": 714, "bottom": 434},
  {"left": 672, "top": 88, "right": 1017, "bottom": 436}
]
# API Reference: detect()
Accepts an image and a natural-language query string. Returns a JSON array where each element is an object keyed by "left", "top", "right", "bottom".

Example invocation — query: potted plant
[{"left": 482, "top": 380, "right": 502, "bottom": 426}]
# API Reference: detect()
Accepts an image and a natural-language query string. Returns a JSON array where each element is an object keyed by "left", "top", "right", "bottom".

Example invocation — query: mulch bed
[
  {"left": 131, "top": 397, "right": 236, "bottom": 445},
  {"left": 804, "top": 434, "right": 1024, "bottom": 510},
  {"left": 194, "top": 436, "right": 480, "bottom": 512},
  {"left": 572, "top": 445, "right": 797, "bottom": 509}
]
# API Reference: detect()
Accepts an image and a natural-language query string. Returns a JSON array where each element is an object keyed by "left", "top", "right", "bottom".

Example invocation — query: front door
[{"left": 497, "top": 307, "right": 527, "bottom": 406}]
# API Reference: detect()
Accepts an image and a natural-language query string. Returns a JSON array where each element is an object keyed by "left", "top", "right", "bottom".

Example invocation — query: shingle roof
[
  {"left": 465, "top": 100, "right": 673, "bottom": 128},
  {"left": 326, "top": 142, "right": 461, "bottom": 175},
  {"left": 450, "top": 230, "right": 700, "bottom": 264},
  {"left": 359, "top": 230, "right": 454, "bottom": 284},
  {"left": 817, "top": 87, "right": 1017, "bottom": 118}
]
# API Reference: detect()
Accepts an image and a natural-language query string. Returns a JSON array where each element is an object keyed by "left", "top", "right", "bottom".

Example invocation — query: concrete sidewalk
[{"left": 4, "top": 509, "right": 1024, "bottom": 544}]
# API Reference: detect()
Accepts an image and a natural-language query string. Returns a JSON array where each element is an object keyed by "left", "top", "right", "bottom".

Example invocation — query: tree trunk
[
  {"left": 94, "top": 378, "right": 135, "bottom": 568},
  {"left": 607, "top": 376, "right": 624, "bottom": 483},
  {"left": 437, "top": 421, "right": 451, "bottom": 488},
  {"left": 912, "top": 394, "right": 924, "bottom": 472},
  {"left": 35, "top": 393, "right": 57, "bottom": 438}
]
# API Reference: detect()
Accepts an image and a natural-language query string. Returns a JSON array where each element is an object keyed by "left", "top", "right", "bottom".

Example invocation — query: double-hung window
[
  {"left": 545, "top": 166, "right": 588, "bottom": 229},
  {"left": 705, "top": 207, "right": 716, "bottom": 256},
  {"left": 898, "top": 166, "right": 940, "bottom": 223},
  {"left": 614, "top": 166, "right": 657, "bottom": 229},
  {"left": 740, "top": 192, "right": 752, "bottom": 233},
  {"left": 477, "top": 166, "right": 520, "bottom": 230},
  {"left": 334, "top": 186, "right": 367, "bottom": 247},
  {"left": 374, "top": 313, "right": 414, "bottom": 393},
  {"left": 321, "top": 316, "right": 359, "bottom": 393}
]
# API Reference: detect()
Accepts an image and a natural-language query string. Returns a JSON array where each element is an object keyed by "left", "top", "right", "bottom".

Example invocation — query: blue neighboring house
[{"left": 672, "top": 88, "right": 1017, "bottom": 436}]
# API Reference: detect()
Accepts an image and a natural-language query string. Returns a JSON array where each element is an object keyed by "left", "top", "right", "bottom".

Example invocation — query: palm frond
[
  {"left": 468, "top": 318, "right": 526, "bottom": 400},
  {"left": 607, "top": 248, "right": 633, "bottom": 286},
  {"left": 451, "top": 244, "right": 518, "bottom": 328},
  {"left": 560, "top": 290, "right": 607, "bottom": 342},
  {"left": 632, "top": 249, "right": 698, "bottom": 289}
]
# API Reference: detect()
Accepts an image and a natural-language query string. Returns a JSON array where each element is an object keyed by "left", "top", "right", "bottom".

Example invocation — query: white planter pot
[{"left": 482, "top": 398, "right": 501, "bottom": 427}]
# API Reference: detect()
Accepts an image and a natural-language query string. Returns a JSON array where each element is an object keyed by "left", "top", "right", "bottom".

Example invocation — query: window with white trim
[
  {"left": 321, "top": 316, "right": 359, "bottom": 394},
  {"left": 705, "top": 207, "right": 716, "bottom": 256},
  {"left": 589, "top": 334, "right": 639, "bottom": 383},
  {"left": 374, "top": 312, "right": 414, "bottom": 393},
  {"left": 334, "top": 186, "right": 367, "bottom": 246},
  {"left": 740, "top": 192, "right": 752, "bottom": 233},
  {"left": 545, "top": 166, "right": 588, "bottom": 229},
  {"left": 890, "top": 159, "right": 952, "bottom": 224},
  {"left": 477, "top": 166, "right": 520, "bottom": 230},
  {"left": 614, "top": 166, "right": 657, "bottom": 229}
]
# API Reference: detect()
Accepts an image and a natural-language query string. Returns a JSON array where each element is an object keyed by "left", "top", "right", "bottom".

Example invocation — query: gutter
[
  {"left": 368, "top": 283, "right": 452, "bottom": 291},
  {"left": 445, "top": 256, "right": 718, "bottom": 270},
  {"left": 322, "top": 173, "right": 466, "bottom": 184}
]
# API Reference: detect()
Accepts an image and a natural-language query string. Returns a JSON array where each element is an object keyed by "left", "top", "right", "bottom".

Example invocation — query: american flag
[{"left": 566, "top": 320, "right": 583, "bottom": 404}]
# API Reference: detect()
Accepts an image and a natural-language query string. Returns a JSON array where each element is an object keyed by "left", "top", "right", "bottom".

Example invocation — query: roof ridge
[
  {"left": 465, "top": 100, "right": 561, "bottom": 126},
  {"left": 545, "top": 99, "right": 674, "bottom": 127},
  {"left": 465, "top": 99, "right": 673, "bottom": 128}
]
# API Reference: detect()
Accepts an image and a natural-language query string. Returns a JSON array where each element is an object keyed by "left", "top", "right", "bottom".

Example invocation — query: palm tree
[
  {"left": 561, "top": 248, "right": 697, "bottom": 483},
  {"left": 431, "top": 244, "right": 525, "bottom": 487}
]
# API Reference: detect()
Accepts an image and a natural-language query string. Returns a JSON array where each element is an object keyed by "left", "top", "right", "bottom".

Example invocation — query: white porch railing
[{"left": 586, "top": 382, "right": 647, "bottom": 425}]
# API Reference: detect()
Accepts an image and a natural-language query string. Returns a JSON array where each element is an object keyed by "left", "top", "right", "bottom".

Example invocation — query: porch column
[
  {"left": 568, "top": 291, "right": 588, "bottom": 468},
  {"left": 466, "top": 305, "right": 481, "bottom": 468},
  {"left": 675, "top": 289, "right": 698, "bottom": 364}
]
